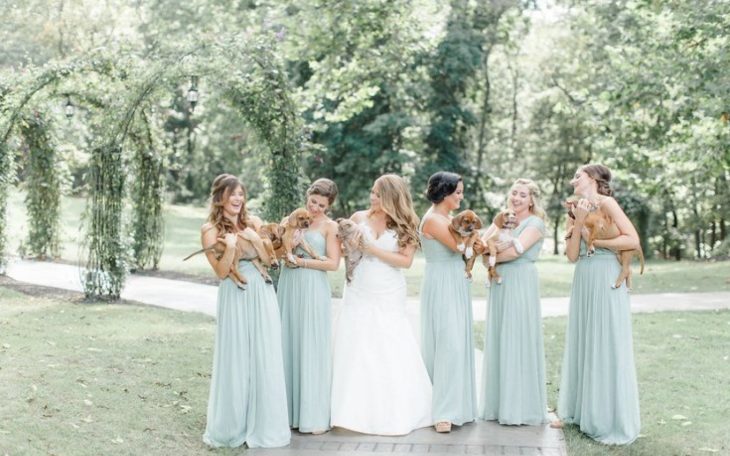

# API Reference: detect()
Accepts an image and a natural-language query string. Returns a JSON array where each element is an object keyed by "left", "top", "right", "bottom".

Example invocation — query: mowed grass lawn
[
  {"left": 5, "top": 190, "right": 730, "bottom": 298},
  {"left": 1, "top": 285, "right": 728, "bottom": 455}
]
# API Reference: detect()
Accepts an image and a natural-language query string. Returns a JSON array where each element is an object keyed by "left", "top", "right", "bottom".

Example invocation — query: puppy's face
[
  {"left": 493, "top": 209, "right": 518, "bottom": 230},
  {"left": 287, "top": 208, "right": 314, "bottom": 230},
  {"left": 451, "top": 210, "right": 483, "bottom": 236},
  {"left": 336, "top": 218, "right": 361, "bottom": 247}
]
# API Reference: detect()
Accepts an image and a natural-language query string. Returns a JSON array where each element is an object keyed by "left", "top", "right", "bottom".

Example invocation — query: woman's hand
[
  {"left": 573, "top": 198, "right": 591, "bottom": 224},
  {"left": 224, "top": 233, "right": 237, "bottom": 248},
  {"left": 354, "top": 231, "right": 372, "bottom": 254},
  {"left": 495, "top": 240, "right": 512, "bottom": 252},
  {"left": 238, "top": 227, "right": 258, "bottom": 241}
]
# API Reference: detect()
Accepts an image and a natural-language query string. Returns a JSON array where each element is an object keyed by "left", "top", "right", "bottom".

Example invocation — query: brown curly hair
[
  {"left": 371, "top": 174, "right": 420, "bottom": 249},
  {"left": 206, "top": 174, "right": 250, "bottom": 235}
]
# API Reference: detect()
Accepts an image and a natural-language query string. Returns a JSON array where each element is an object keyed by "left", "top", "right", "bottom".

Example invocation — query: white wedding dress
[{"left": 330, "top": 223, "right": 433, "bottom": 435}]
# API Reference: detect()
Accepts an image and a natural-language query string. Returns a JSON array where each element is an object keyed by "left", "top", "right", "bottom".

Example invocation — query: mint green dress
[
  {"left": 203, "top": 260, "right": 291, "bottom": 448},
  {"left": 278, "top": 231, "right": 332, "bottom": 432},
  {"left": 419, "top": 213, "right": 477, "bottom": 425},
  {"left": 480, "top": 215, "right": 548, "bottom": 425},
  {"left": 557, "top": 242, "right": 641, "bottom": 444}
]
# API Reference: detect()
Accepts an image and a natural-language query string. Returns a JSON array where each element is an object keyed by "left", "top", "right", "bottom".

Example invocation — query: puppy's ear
[
  {"left": 474, "top": 215, "right": 483, "bottom": 230},
  {"left": 493, "top": 211, "right": 506, "bottom": 229},
  {"left": 450, "top": 213, "right": 462, "bottom": 231},
  {"left": 286, "top": 213, "right": 298, "bottom": 228}
]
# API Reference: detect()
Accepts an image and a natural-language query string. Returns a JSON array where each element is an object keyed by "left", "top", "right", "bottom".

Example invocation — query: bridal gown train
[{"left": 330, "top": 223, "right": 433, "bottom": 436}]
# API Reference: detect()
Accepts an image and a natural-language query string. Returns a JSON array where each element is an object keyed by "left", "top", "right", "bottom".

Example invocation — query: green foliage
[
  {"left": 226, "top": 36, "right": 305, "bottom": 221},
  {"left": 129, "top": 112, "right": 166, "bottom": 271},
  {"left": 0, "top": 142, "right": 10, "bottom": 273},
  {"left": 19, "top": 113, "right": 62, "bottom": 259},
  {"left": 82, "top": 145, "right": 127, "bottom": 299},
  {"left": 420, "top": 1, "right": 484, "bottom": 191},
  {"left": 309, "top": 92, "right": 416, "bottom": 216}
]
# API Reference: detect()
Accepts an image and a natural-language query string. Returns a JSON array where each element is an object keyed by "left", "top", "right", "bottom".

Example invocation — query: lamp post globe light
[
  {"left": 187, "top": 75, "right": 199, "bottom": 112},
  {"left": 64, "top": 94, "right": 74, "bottom": 118}
]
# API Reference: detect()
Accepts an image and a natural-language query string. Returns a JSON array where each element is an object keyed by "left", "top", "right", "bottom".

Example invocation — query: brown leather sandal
[
  {"left": 549, "top": 420, "right": 564, "bottom": 429},
  {"left": 435, "top": 421, "right": 452, "bottom": 433}
]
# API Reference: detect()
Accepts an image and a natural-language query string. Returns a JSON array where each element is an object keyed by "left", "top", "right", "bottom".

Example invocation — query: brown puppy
[
  {"left": 257, "top": 222, "right": 286, "bottom": 269},
  {"left": 255, "top": 222, "right": 290, "bottom": 264},
  {"left": 183, "top": 228, "right": 274, "bottom": 288},
  {"left": 281, "top": 208, "right": 327, "bottom": 267},
  {"left": 448, "top": 210, "right": 483, "bottom": 279},
  {"left": 480, "top": 209, "right": 521, "bottom": 286},
  {"left": 563, "top": 197, "right": 645, "bottom": 289},
  {"left": 336, "top": 218, "right": 365, "bottom": 284}
]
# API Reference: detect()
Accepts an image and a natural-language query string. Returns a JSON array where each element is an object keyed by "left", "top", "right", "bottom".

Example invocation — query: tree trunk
[
  {"left": 553, "top": 213, "right": 561, "bottom": 255},
  {"left": 662, "top": 210, "right": 669, "bottom": 259},
  {"left": 672, "top": 209, "right": 681, "bottom": 261}
]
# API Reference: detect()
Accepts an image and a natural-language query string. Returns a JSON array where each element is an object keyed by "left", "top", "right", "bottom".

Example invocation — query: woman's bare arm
[
  {"left": 495, "top": 226, "right": 543, "bottom": 263},
  {"left": 422, "top": 214, "right": 460, "bottom": 252},
  {"left": 201, "top": 224, "right": 236, "bottom": 279}
]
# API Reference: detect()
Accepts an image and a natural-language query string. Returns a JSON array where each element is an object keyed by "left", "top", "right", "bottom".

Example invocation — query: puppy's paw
[
  {"left": 485, "top": 281, "right": 491, "bottom": 288},
  {"left": 496, "top": 278, "right": 503, "bottom": 285},
  {"left": 457, "top": 243, "right": 465, "bottom": 252},
  {"left": 464, "top": 246, "right": 474, "bottom": 259},
  {"left": 286, "top": 253, "right": 297, "bottom": 263},
  {"left": 488, "top": 256, "right": 496, "bottom": 267},
  {"left": 264, "top": 275, "right": 273, "bottom": 284}
]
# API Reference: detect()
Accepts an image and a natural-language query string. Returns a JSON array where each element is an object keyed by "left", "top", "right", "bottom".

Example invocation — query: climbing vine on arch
[{"left": 19, "top": 112, "right": 63, "bottom": 259}]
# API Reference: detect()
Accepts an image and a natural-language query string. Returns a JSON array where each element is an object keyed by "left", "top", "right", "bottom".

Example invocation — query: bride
[{"left": 331, "top": 174, "right": 433, "bottom": 435}]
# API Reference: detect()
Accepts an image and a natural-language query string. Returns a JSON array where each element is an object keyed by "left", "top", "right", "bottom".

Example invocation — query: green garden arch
[{"left": 0, "top": 35, "right": 305, "bottom": 299}]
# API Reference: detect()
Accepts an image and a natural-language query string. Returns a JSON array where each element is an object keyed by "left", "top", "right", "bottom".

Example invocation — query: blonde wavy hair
[
  {"left": 206, "top": 174, "right": 250, "bottom": 235},
  {"left": 509, "top": 178, "right": 546, "bottom": 220},
  {"left": 371, "top": 174, "right": 420, "bottom": 249}
]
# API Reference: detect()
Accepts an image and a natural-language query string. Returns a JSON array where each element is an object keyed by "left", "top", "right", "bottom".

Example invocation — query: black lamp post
[
  {"left": 64, "top": 94, "right": 74, "bottom": 118},
  {"left": 187, "top": 76, "right": 199, "bottom": 112}
]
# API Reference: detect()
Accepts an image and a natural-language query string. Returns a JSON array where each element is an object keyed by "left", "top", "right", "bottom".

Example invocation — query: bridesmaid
[
  {"left": 201, "top": 174, "right": 290, "bottom": 449},
  {"left": 419, "top": 171, "right": 477, "bottom": 433},
  {"left": 479, "top": 178, "right": 548, "bottom": 425},
  {"left": 278, "top": 178, "right": 341, "bottom": 434},
  {"left": 555, "top": 164, "right": 641, "bottom": 444}
]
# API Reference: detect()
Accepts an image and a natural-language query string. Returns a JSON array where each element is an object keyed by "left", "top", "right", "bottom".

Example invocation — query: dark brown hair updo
[
  {"left": 581, "top": 164, "right": 613, "bottom": 197},
  {"left": 426, "top": 171, "right": 462, "bottom": 204},
  {"left": 306, "top": 178, "right": 339, "bottom": 205},
  {"left": 207, "top": 173, "right": 249, "bottom": 235}
]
